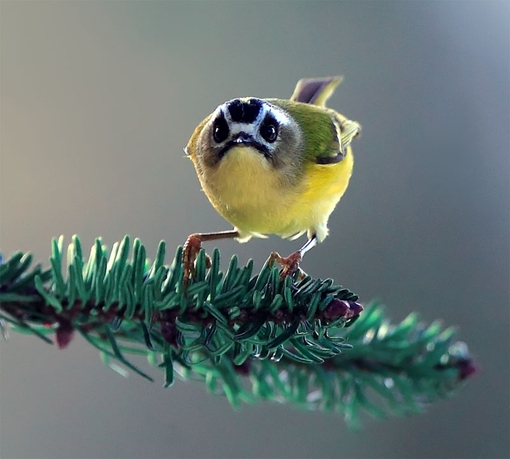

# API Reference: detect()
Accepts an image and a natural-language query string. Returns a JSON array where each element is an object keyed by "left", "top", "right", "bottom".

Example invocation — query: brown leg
[
  {"left": 267, "top": 235, "right": 318, "bottom": 280},
  {"left": 183, "top": 230, "right": 239, "bottom": 285}
]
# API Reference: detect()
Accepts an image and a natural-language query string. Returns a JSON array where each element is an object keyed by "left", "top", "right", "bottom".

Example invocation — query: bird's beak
[
  {"left": 218, "top": 133, "right": 272, "bottom": 160},
  {"left": 232, "top": 133, "right": 254, "bottom": 144},
  {"left": 228, "top": 133, "right": 262, "bottom": 151}
]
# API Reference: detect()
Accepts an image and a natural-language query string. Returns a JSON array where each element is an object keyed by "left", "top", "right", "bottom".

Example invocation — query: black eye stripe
[
  {"left": 227, "top": 99, "right": 262, "bottom": 123},
  {"left": 263, "top": 114, "right": 278, "bottom": 127}
]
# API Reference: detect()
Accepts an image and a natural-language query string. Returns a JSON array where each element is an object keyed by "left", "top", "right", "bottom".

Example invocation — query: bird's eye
[
  {"left": 213, "top": 116, "right": 229, "bottom": 143},
  {"left": 260, "top": 118, "right": 278, "bottom": 143}
]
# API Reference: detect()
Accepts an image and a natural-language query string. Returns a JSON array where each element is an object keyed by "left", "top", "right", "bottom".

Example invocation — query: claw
[
  {"left": 267, "top": 251, "right": 306, "bottom": 280},
  {"left": 182, "top": 230, "right": 239, "bottom": 286},
  {"left": 182, "top": 234, "right": 203, "bottom": 286}
]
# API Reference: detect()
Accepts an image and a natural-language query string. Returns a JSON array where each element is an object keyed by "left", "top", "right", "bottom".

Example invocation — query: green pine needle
[{"left": 0, "top": 235, "right": 476, "bottom": 426}]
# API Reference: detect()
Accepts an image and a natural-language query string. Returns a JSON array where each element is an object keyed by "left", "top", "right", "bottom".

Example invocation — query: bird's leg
[
  {"left": 182, "top": 230, "right": 239, "bottom": 285},
  {"left": 267, "top": 235, "right": 318, "bottom": 280}
]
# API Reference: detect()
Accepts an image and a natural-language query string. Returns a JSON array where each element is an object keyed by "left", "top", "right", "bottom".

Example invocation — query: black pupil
[
  {"left": 260, "top": 119, "right": 278, "bottom": 143},
  {"left": 213, "top": 116, "right": 229, "bottom": 143}
]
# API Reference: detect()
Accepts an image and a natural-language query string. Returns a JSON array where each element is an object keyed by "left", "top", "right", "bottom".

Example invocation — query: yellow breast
[{"left": 195, "top": 146, "right": 353, "bottom": 242}]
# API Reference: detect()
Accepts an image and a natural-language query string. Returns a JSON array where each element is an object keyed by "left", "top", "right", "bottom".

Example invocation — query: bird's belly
[
  {"left": 200, "top": 147, "right": 353, "bottom": 240},
  {"left": 202, "top": 148, "right": 298, "bottom": 234}
]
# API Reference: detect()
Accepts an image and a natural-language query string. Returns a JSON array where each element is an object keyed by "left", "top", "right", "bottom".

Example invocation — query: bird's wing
[{"left": 315, "top": 111, "right": 361, "bottom": 165}]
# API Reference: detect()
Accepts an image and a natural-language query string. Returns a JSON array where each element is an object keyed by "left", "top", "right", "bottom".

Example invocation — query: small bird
[{"left": 183, "top": 76, "right": 360, "bottom": 280}]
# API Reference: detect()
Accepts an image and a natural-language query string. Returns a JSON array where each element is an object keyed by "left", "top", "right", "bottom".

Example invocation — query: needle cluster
[{"left": 0, "top": 235, "right": 476, "bottom": 425}]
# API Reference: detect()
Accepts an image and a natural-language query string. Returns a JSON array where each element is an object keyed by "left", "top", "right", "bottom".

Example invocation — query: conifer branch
[{"left": 0, "top": 235, "right": 476, "bottom": 425}]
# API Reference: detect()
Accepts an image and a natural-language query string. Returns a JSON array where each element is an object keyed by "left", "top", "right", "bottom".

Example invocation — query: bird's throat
[{"left": 203, "top": 146, "right": 290, "bottom": 225}]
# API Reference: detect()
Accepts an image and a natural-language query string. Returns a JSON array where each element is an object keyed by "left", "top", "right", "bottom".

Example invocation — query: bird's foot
[
  {"left": 182, "top": 234, "right": 211, "bottom": 286},
  {"left": 267, "top": 250, "right": 307, "bottom": 280}
]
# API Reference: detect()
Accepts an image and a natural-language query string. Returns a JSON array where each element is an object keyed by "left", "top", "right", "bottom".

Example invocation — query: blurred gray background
[{"left": 1, "top": 1, "right": 508, "bottom": 458}]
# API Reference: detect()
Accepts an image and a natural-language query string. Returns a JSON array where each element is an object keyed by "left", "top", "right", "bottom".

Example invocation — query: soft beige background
[{"left": 1, "top": 1, "right": 508, "bottom": 458}]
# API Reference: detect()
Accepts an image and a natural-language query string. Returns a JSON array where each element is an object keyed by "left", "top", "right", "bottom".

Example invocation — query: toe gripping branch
[
  {"left": 184, "top": 232, "right": 318, "bottom": 284},
  {"left": 182, "top": 230, "right": 239, "bottom": 285}
]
